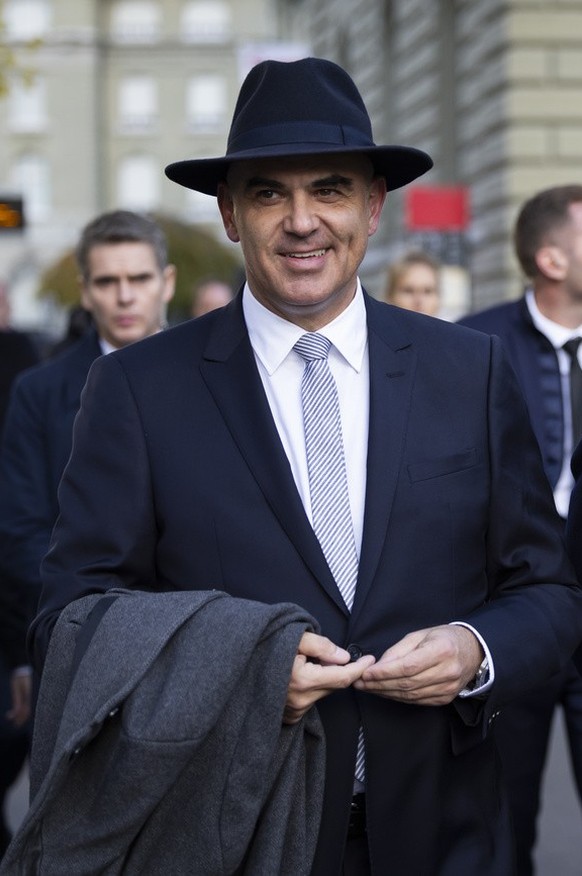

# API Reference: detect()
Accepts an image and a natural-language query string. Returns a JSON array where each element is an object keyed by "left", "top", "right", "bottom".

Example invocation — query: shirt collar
[
  {"left": 98, "top": 337, "right": 118, "bottom": 355},
  {"left": 242, "top": 280, "right": 368, "bottom": 375},
  {"left": 526, "top": 288, "right": 582, "bottom": 348}
]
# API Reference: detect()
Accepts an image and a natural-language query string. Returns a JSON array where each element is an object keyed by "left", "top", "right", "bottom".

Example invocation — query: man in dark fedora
[{"left": 31, "top": 57, "right": 582, "bottom": 874}]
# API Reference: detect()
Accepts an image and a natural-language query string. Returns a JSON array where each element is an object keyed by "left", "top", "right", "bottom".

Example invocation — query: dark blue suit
[
  {"left": 459, "top": 297, "right": 564, "bottom": 490},
  {"left": 0, "top": 330, "right": 102, "bottom": 668},
  {"left": 0, "top": 328, "right": 38, "bottom": 856},
  {"left": 567, "top": 440, "right": 582, "bottom": 578},
  {"left": 459, "top": 296, "right": 582, "bottom": 875},
  {"left": 33, "top": 293, "right": 582, "bottom": 875}
]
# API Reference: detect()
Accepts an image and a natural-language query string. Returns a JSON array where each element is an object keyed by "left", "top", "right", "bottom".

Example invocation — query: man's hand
[
  {"left": 353, "top": 625, "right": 484, "bottom": 706},
  {"left": 6, "top": 668, "right": 32, "bottom": 727},
  {"left": 284, "top": 632, "right": 376, "bottom": 724}
]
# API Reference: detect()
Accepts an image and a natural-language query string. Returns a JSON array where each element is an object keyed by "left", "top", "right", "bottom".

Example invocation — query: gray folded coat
[{"left": 2, "top": 589, "right": 325, "bottom": 875}]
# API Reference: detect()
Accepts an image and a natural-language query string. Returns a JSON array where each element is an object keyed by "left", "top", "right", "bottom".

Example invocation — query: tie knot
[
  {"left": 294, "top": 333, "right": 332, "bottom": 362},
  {"left": 564, "top": 337, "right": 582, "bottom": 359}
]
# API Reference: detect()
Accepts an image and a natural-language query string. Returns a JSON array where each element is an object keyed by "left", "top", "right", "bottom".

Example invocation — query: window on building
[
  {"left": 186, "top": 75, "right": 227, "bottom": 132},
  {"left": 111, "top": 1, "right": 161, "bottom": 44},
  {"left": 8, "top": 76, "right": 47, "bottom": 132},
  {"left": 3, "top": 0, "right": 52, "bottom": 39},
  {"left": 118, "top": 76, "right": 158, "bottom": 132},
  {"left": 117, "top": 155, "right": 159, "bottom": 209},
  {"left": 181, "top": 1, "right": 231, "bottom": 43},
  {"left": 10, "top": 153, "right": 51, "bottom": 222}
]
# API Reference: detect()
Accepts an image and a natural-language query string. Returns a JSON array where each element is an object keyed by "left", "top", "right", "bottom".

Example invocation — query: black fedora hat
[{"left": 165, "top": 57, "right": 433, "bottom": 196}]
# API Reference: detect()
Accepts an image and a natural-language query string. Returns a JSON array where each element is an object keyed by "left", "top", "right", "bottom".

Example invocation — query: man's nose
[
  {"left": 282, "top": 194, "right": 318, "bottom": 236},
  {"left": 117, "top": 280, "right": 135, "bottom": 304}
]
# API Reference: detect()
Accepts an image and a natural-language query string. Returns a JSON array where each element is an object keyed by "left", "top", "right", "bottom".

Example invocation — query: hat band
[{"left": 227, "top": 121, "right": 374, "bottom": 155}]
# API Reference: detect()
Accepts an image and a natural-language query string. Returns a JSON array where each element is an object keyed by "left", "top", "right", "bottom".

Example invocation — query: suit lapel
[
  {"left": 200, "top": 300, "right": 349, "bottom": 614},
  {"left": 350, "top": 298, "right": 417, "bottom": 624}
]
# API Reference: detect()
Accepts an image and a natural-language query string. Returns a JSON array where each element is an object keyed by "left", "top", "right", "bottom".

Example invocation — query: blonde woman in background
[{"left": 385, "top": 250, "right": 441, "bottom": 316}]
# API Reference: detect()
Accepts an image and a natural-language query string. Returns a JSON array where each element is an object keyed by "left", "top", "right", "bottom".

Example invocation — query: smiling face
[
  {"left": 217, "top": 154, "right": 386, "bottom": 330},
  {"left": 81, "top": 241, "right": 175, "bottom": 348}
]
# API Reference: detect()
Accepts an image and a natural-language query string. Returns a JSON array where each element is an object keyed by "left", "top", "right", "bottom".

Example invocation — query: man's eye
[{"left": 257, "top": 189, "right": 277, "bottom": 200}]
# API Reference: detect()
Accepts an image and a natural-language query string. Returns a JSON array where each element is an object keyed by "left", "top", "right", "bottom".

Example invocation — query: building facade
[{"left": 276, "top": 0, "right": 582, "bottom": 314}]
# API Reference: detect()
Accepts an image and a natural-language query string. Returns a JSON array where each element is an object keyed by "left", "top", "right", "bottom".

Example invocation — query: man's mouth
[{"left": 285, "top": 248, "right": 327, "bottom": 259}]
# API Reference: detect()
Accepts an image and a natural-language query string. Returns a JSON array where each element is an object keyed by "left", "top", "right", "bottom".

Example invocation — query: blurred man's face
[
  {"left": 81, "top": 242, "right": 175, "bottom": 348},
  {"left": 191, "top": 281, "right": 233, "bottom": 318},
  {"left": 389, "top": 263, "right": 440, "bottom": 316}
]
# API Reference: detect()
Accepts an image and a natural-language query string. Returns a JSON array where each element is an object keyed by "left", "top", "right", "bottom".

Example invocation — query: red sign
[{"left": 405, "top": 186, "right": 469, "bottom": 231}]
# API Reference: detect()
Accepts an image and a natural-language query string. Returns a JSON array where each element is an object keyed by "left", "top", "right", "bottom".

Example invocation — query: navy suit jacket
[
  {"left": 33, "top": 293, "right": 582, "bottom": 874},
  {"left": 0, "top": 329, "right": 39, "bottom": 435},
  {"left": 0, "top": 330, "right": 101, "bottom": 667},
  {"left": 567, "top": 443, "right": 582, "bottom": 582},
  {"left": 458, "top": 296, "right": 564, "bottom": 491}
]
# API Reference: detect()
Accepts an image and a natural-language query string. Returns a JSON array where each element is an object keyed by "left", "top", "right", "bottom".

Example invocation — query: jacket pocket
[{"left": 407, "top": 448, "right": 477, "bottom": 483}]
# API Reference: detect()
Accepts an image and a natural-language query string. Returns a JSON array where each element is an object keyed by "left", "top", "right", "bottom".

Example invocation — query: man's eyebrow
[
  {"left": 311, "top": 174, "right": 353, "bottom": 188},
  {"left": 244, "top": 176, "right": 284, "bottom": 190},
  {"left": 92, "top": 271, "right": 154, "bottom": 282},
  {"left": 242, "top": 173, "right": 354, "bottom": 190}
]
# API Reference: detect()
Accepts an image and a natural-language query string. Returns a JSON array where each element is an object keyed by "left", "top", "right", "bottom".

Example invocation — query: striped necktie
[
  {"left": 294, "top": 332, "right": 365, "bottom": 782},
  {"left": 294, "top": 332, "right": 359, "bottom": 610}
]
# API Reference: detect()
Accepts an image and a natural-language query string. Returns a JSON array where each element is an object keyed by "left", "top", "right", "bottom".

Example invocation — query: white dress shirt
[
  {"left": 526, "top": 289, "right": 582, "bottom": 519},
  {"left": 243, "top": 281, "right": 369, "bottom": 554},
  {"left": 243, "top": 280, "right": 492, "bottom": 695}
]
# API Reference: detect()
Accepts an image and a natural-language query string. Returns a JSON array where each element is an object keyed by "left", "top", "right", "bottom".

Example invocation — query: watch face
[{"left": 475, "top": 657, "right": 489, "bottom": 686}]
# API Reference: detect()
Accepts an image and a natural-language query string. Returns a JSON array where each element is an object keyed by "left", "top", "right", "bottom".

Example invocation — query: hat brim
[{"left": 165, "top": 144, "right": 433, "bottom": 197}]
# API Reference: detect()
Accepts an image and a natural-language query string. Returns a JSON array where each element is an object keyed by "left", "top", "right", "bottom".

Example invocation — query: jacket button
[{"left": 347, "top": 643, "right": 364, "bottom": 662}]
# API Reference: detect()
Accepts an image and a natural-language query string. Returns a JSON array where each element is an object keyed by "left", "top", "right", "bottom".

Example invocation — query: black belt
[{"left": 348, "top": 793, "right": 366, "bottom": 838}]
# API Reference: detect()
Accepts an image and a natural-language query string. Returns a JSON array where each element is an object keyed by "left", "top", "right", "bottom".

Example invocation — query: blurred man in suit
[
  {"left": 0, "top": 282, "right": 39, "bottom": 856},
  {"left": 459, "top": 184, "right": 582, "bottom": 874},
  {"left": 0, "top": 282, "right": 39, "bottom": 432},
  {"left": 0, "top": 211, "right": 175, "bottom": 851}
]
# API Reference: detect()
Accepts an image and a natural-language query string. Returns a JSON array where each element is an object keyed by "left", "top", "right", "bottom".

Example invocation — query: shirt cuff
[{"left": 450, "top": 621, "right": 495, "bottom": 698}]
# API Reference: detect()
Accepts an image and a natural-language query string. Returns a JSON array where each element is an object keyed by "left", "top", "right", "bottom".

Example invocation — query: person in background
[
  {"left": 567, "top": 445, "right": 582, "bottom": 607},
  {"left": 0, "top": 283, "right": 39, "bottom": 431},
  {"left": 48, "top": 305, "right": 93, "bottom": 358},
  {"left": 190, "top": 277, "right": 234, "bottom": 318},
  {"left": 384, "top": 250, "right": 441, "bottom": 317},
  {"left": 26, "top": 59, "right": 582, "bottom": 875},
  {"left": 0, "top": 210, "right": 175, "bottom": 814},
  {"left": 458, "top": 183, "right": 582, "bottom": 875},
  {"left": 0, "top": 282, "right": 39, "bottom": 857}
]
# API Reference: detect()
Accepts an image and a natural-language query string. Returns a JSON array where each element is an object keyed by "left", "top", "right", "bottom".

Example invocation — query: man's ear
[
  {"left": 162, "top": 264, "right": 176, "bottom": 304},
  {"left": 535, "top": 245, "right": 568, "bottom": 281},
  {"left": 217, "top": 183, "right": 240, "bottom": 243},
  {"left": 79, "top": 279, "right": 92, "bottom": 312},
  {"left": 367, "top": 177, "right": 387, "bottom": 237}
]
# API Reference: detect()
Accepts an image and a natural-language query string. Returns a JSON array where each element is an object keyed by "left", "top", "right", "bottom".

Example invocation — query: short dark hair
[
  {"left": 75, "top": 210, "right": 168, "bottom": 281},
  {"left": 514, "top": 185, "right": 582, "bottom": 280}
]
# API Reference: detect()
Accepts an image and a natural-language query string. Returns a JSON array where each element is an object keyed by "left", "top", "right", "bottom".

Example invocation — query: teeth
[{"left": 288, "top": 249, "right": 326, "bottom": 258}]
